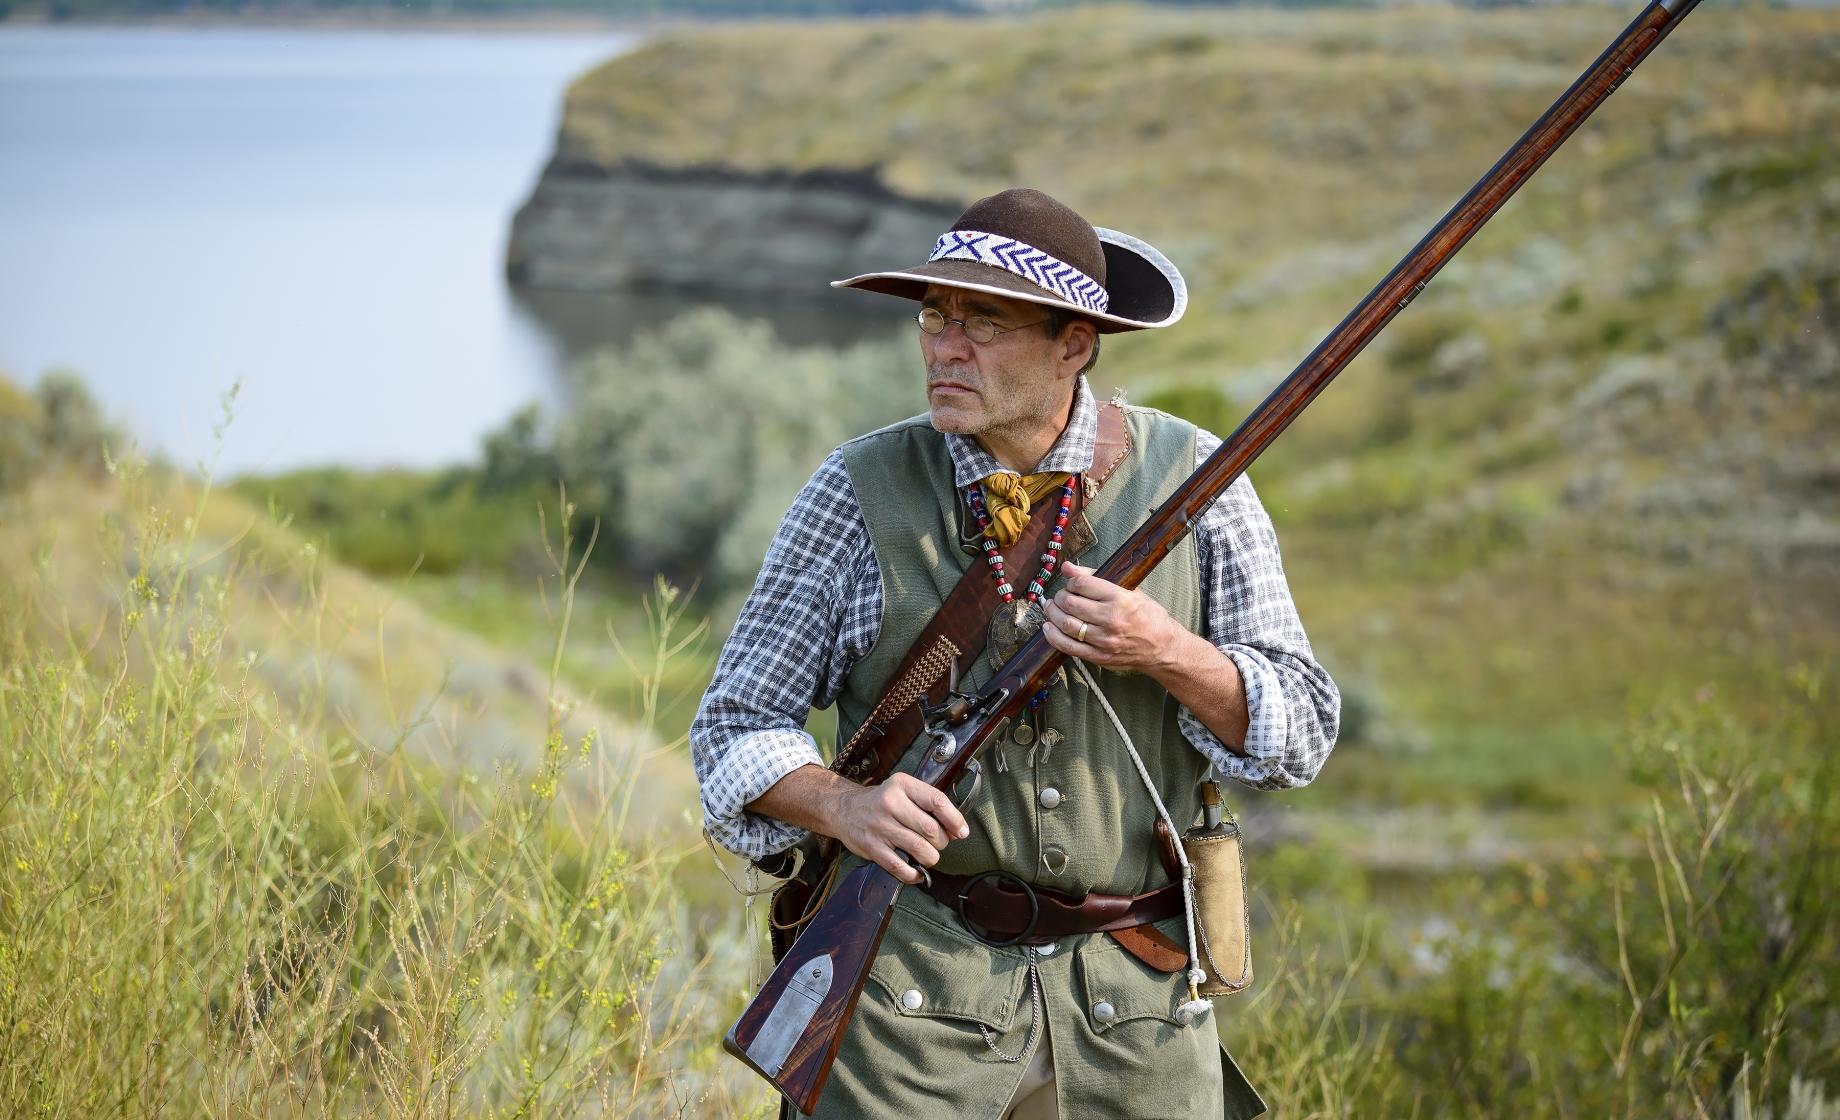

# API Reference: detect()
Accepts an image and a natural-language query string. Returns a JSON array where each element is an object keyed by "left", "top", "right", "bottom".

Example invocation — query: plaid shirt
[{"left": 692, "top": 377, "right": 1341, "bottom": 859}]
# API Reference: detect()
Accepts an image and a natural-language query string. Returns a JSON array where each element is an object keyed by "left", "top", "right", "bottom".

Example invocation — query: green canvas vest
[
  {"left": 836, "top": 405, "right": 1206, "bottom": 897},
  {"left": 814, "top": 407, "right": 1266, "bottom": 1120}
]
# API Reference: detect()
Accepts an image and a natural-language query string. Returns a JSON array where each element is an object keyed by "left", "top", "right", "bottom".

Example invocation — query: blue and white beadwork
[{"left": 927, "top": 230, "right": 1110, "bottom": 314}]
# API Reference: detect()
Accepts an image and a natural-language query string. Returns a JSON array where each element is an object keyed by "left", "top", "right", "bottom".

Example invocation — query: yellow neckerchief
[{"left": 977, "top": 470, "right": 1071, "bottom": 546}]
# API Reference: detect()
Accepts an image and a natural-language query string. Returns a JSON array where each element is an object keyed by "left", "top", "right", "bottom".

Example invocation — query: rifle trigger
[
  {"left": 951, "top": 758, "right": 983, "bottom": 808},
  {"left": 899, "top": 853, "right": 933, "bottom": 889}
]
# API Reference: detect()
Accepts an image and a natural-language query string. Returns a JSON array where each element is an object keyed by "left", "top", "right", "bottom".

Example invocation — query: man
[{"left": 693, "top": 188, "right": 1339, "bottom": 1119}]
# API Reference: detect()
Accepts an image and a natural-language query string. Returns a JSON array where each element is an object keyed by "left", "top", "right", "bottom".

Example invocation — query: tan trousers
[{"left": 1001, "top": 1020, "right": 1057, "bottom": 1120}]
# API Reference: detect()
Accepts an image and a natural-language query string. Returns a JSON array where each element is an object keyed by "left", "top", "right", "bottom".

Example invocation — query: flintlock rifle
[{"left": 727, "top": 0, "right": 1704, "bottom": 1111}]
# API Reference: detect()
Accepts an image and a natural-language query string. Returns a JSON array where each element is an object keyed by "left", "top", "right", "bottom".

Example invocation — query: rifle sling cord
[
  {"left": 704, "top": 827, "right": 789, "bottom": 906},
  {"left": 768, "top": 853, "right": 842, "bottom": 932},
  {"left": 704, "top": 831, "right": 775, "bottom": 989},
  {"left": 1072, "top": 659, "right": 1215, "bottom": 1026},
  {"left": 702, "top": 834, "right": 837, "bottom": 933}
]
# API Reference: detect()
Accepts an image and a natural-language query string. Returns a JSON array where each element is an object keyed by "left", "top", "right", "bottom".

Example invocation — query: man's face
[{"left": 919, "top": 285, "right": 1073, "bottom": 439}]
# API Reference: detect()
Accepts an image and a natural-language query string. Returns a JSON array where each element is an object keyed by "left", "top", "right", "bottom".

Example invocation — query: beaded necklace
[
  {"left": 968, "top": 476, "right": 1076, "bottom": 707},
  {"left": 967, "top": 477, "right": 1075, "bottom": 603}
]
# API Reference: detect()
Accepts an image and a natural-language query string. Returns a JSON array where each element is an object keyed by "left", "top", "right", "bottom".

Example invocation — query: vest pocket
[
  {"left": 1076, "top": 923, "right": 1188, "bottom": 1031},
  {"left": 865, "top": 894, "right": 1027, "bottom": 1031}
]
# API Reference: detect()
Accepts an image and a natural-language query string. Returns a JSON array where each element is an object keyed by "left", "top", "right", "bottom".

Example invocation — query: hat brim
[{"left": 831, "top": 227, "right": 1187, "bottom": 334}]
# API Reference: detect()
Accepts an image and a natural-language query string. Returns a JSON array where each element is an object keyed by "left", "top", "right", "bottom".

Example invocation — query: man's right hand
[
  {"left": 746, "top": 764, "right": 970, "bottom": 885},
  {"left": 830, "top": 773, "right": 970, "bottom": 884}
]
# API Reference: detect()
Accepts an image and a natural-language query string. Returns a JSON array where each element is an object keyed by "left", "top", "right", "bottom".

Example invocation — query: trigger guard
[{"left": 950, "top": 758, "right": 982, "bottom": 807}]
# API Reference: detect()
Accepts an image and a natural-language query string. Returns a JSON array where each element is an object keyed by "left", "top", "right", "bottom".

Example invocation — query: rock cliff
[{"left": 506, "top": 158, "right": 960, "bottom": 298}]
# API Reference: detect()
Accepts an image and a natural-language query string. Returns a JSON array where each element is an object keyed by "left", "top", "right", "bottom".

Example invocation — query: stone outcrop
[{"left": 506, "top": 159, "right": 961, "bottom": 299}]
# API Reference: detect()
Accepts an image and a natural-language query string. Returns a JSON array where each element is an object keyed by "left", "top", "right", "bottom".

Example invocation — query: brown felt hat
[{"left": 832, "top": 187, "right": 1187, "bottom": 333}]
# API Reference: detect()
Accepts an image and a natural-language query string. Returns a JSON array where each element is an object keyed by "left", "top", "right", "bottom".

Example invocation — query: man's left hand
[{"left": 1041, "top": 562, "right": 1182, "bottom": 675}]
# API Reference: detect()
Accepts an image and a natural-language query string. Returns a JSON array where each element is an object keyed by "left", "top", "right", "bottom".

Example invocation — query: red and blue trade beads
[
  {"left": 968, "top": 477, "right": 1076, "bottom": 606},
  {"left": 969, "top": 476, "right": 1078, "bottom": 710}
]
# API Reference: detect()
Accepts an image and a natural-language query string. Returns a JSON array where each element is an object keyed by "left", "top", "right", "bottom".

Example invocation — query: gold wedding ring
[{"left": 1077, "top": 621, "right": 1090, "bottom": 643}]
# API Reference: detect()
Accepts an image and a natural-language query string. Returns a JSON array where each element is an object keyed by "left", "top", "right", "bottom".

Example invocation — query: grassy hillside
[
  {"left": 223, "top": 464, "right": 722, "bottom": 739},
  {"left": 0, "top": 470, "right": 704, "bottom": 845},
  {"left": 0, "top": 395, "right": 769, "bottom": 1111}
]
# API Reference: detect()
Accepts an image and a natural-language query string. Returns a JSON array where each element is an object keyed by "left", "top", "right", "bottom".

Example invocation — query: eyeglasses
[{"left": 916, "top": 306, "right": 1046, "bottom": 345}]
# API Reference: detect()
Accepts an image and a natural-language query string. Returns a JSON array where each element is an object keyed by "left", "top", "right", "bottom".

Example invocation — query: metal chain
[{"left": 980, "top": 948, "right": 1043, "bottom": 1062}]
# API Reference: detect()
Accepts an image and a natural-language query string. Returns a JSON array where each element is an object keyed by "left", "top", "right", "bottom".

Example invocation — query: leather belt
[{"left": 920, "top": 867, "right": 1181, "bottom": 947}]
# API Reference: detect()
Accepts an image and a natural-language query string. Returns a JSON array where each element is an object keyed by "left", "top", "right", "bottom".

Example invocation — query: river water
[{"left": 0, "top": 25, "right": 639, "bottom": 475}]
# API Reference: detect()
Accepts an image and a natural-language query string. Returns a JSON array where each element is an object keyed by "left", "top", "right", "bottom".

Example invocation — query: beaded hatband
[{"left": 928, "top": 230, "right": 1110, "bottom": 315}]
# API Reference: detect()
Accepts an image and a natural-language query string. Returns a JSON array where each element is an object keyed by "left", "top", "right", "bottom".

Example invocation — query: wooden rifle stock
[
  {"left": 723, "top": 863, "right": 900, "bottom": 1111},
  {"left": 727, "top": 0, "right": 1702, "bottom": 1111}
]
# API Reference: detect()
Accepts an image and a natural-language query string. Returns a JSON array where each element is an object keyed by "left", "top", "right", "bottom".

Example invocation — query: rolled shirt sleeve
[
  {"left": 691, "top": 452, "right": 881, "bottom": 860},
  {"left": 1177, "top": 429, "right": 1341, "bottom": 790}
]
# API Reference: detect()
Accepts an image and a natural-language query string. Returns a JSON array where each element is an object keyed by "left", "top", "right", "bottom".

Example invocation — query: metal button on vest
[
  {"left": 1092, "top": 1001, "right": 1117, "bottom": 1024},
  {"left": 1035, "top": 939, "right": 1059, "bottom": 958},
  {"left": 1039, "top": 787, "right": 1062, "bottom": 809},
  {"left": 901, "top": 989, "right": 924, "bottom": 1011}
]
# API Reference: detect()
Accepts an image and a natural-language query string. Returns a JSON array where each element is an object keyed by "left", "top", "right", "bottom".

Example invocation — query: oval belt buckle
[{"left": 954, "top": 869, "right": 1039, "bottom": 948}]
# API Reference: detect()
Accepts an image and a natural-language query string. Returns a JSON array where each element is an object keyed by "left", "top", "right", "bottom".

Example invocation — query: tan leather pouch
[{"left": 1182, "top": 817, "right": 1252, "bottom": 997}]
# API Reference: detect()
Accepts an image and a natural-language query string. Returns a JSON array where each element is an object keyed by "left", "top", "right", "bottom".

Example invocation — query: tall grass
[
  {"left": 0, "top": 452, "right": 750, "bottom": 1116},
  {"left": 1221, "top": 678, "right": 1838, "bottom": 1120}
]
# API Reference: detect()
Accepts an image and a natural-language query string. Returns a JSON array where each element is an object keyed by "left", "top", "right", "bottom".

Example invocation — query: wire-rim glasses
[{"left": 916, "top": 306, "right": 1046, "bottom": 345}]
